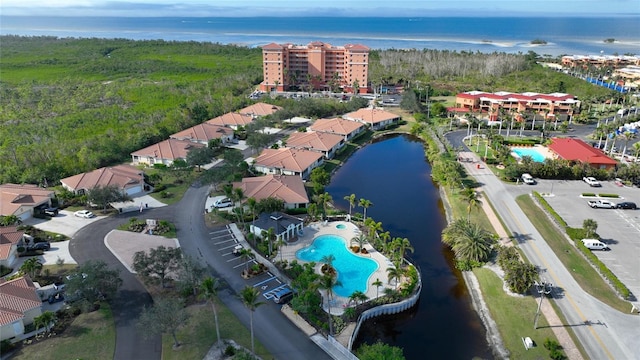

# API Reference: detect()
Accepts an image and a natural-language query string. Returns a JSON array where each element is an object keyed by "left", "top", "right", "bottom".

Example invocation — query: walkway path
[
  {"left": 459, "top": 151, "right": 583, "bottom": 360},
  {"left": 457, "top": 151, "right": 639, "bottom": 360}
]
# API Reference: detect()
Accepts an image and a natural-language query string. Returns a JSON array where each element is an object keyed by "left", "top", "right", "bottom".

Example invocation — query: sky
[{"left": 1, "top": 0, "right": 638, "bottom": 17}]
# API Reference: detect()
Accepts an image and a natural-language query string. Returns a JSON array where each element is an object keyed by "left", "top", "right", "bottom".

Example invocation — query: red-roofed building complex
[
  {"left": 455, "top": 91, "right": 581, "bottom": 121},
  {"left": 285, "top": 131, "right": 345, "bottom": 159},
  {"left": 0, "top": 184, "right": 55, "bottom": 222},
  {"left": 0, "top": 275, "right": 43, "bottom": 341},
  {"left": 238, "top": 102, "right": 283, "bottom": 118},
  {"left": 548, "top": 138, "right": 617, "bottom": 170},
  {"left": 260, "top": 42, "right": 369, "bottom": 93},
  {"left": 233, "top": 175, "right": 309, "bottom": 209},
  {"left": 309, "top": 117, "right": 365, "bottom": 141},
  {"left": 61, "top": 164, "right": 145, "bottom": 196}
]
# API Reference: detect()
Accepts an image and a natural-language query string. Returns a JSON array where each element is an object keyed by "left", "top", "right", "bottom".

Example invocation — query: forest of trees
[{"left": 0, "top": 36, "right": 615, "bottom": 185}]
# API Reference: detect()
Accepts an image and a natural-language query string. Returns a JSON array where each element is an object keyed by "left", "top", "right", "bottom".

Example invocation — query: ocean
[{"left": 1, "top": 16, "right": 639, "bottom": 56}]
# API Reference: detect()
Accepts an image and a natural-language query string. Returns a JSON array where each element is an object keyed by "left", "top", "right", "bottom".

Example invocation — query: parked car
[
  {"left": 213, "top": 198, "right": 234, "bottom": 208},
  {"left": 272, "top": 288, "right": 294, "bottom": 304},
  {"left": 74, "top": 210, "right": 95, "bottom": 218},
  {"left": 616, "top": 202, "right": 637, "bottom": 210},
  {"left": 581, "top": 239, "right": 610, "bottom": 251},
  {"left": 44, "top": 207, "right": 59, "bottom": 216},
  {"left": 583, "top": 177, "right": 601, "bottom": 187},
  {"left": 521, "top": 173, "right": 536, "bottom": 185},
  {"left": 587, "top": 200, "right": 616, "bottom": 209},
  {"left": 232, "top": 245, "right": 243, "bottom": 256},
  {"left": 28, "top": 242, "right": 51, "bottom": 251}
]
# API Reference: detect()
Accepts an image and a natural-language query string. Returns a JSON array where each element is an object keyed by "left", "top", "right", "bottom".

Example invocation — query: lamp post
[{"left": 534, "top": 281, "right": 553, "bottom": 329}]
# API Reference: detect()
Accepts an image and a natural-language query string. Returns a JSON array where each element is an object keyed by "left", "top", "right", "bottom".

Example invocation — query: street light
[{"left": 534, "top": 280, "right": 553, "bottom": 329}]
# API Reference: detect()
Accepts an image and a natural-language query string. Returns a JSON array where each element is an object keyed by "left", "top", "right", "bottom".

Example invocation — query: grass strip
[{"left": 516, "top": 194, "right": 631, "bottom": 313}]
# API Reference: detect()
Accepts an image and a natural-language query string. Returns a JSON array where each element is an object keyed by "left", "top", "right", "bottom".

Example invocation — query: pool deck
[{"left": 281, "top": 220, "right": 395, "bottom": 316}]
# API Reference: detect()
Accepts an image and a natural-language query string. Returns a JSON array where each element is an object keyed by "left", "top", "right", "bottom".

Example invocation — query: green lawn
[
  {"left": 516, "top": 195, "right": 631, "bottom": 313},
  {"left": 12, "top": 306, "right": 116, "bottom": 360},
  {"left": 473, "top": 268, "right": 559, "bottom": 359},
  {"left": 162, "top": 304, "right": 272, "bottom": 360}
]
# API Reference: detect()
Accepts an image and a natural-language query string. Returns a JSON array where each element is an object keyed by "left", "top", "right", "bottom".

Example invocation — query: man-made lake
[{"left": 327, "top": 134, "right": 493, "bottom": 359}]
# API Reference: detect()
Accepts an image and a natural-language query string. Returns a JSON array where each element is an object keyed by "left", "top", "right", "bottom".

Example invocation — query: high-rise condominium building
[{"left": 260, "top": 41, "right": 369, "bottom": 93}]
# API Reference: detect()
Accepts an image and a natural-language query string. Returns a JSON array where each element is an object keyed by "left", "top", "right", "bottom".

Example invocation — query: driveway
[{"left": 24, "top": 210, "right": 105, "bottom": 238}]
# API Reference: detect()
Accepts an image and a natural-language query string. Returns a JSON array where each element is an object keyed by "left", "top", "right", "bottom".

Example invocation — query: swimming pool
[
  {"left": 511, "top": 147, "right": 547, "bottom": 163},
  {"left": 336, "top": 224, "right": 346, "bottom": 229},
  {"left": 296, "top": 235, "right": 378, "bottom": 297}
]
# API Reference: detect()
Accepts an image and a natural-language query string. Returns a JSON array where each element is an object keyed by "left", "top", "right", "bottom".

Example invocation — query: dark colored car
[
  {"left": 44, "top": 207, "right": 59, "bottom": 216},
  {"left": 28, "top": 242, "right": 51, "bottom": 251},
  {"left": 616, "top": 202, "right": 637, "bottom": 210}
]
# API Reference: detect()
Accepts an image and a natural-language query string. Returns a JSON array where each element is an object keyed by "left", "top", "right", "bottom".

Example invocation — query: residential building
[
  {"left": 0, "top": 226, "right": 25, "bottom": 268},
  {"left": 548, "top": 138, "right": 617, "bottom": 170},
  {"left": 309, "top": 117, "right": 365, "bottom": 141},
  {"left": 61, "top": 164, "right": 145, "bottom": 196},
  {"left": 233, "top": 174, "right": 309, "bottom": 209},
  {"left": 238, "top": 102, "right": 283, "bottom": 118},
  {"left": 206, "top": 112, "right": 254, "bottom": 130},
  {"left": 253, "top": 148, "right": 324, "bottom": 179},
  {"left": 561, "top": 55, "right": 640, "bottom": 69},
  {"left": 0, "top": 275, "right": 42, "bottom": 341},
  {"left": 249, "top": 212, "right": 304, "bottom": 243},
  {"left": 260, "top": 41, "right": 369, "bottom": 93},
  {"left": 131, "top": 138, "right": 204, "bottom": 167},
  {"left": 0, "top": 184, "right": 55, "bottom": 222},
  {"left": 343, "top": 108, "right": 401, "bottom": 130},
  {"left": 455, "top": 91, "right": 581, "bottom": 121},
  {"left": 170, "top": 123, "right": 234, "bottom": 145},
  {"left": 285, "top": 131, "right": 345, "bottom": 159}
]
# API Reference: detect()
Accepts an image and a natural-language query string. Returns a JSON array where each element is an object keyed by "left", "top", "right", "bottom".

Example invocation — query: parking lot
[
  {"left": 509, "top": 179, "right": 640, "bottom": 299},
  {"left": 208, "top": 226, "right": 292, "bottom": 305}
]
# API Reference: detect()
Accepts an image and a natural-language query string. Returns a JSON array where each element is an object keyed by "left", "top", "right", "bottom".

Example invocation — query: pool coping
[{"left": 280, "top": 220, "right": 395, "bottom": 315}]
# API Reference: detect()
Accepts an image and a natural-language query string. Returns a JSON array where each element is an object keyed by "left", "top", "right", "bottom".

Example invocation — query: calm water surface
[{"left": 326, "top": 134, "right": 493, "bottom": 359}]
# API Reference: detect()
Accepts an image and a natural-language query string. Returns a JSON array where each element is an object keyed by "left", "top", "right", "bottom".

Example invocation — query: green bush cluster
[
  {"left": 543, "top": 338, "right": 567, "bottom": 360},
  {"left": 598, "top": 193, "right": 620, "bottom": 198}
]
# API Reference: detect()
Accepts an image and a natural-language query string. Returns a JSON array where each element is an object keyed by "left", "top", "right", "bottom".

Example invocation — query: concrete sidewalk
[{"left": 458, "top": 151, "right": 584, "bottom": 360}]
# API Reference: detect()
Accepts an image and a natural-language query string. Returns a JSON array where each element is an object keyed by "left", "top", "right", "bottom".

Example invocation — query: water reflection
[{"left": 326, "top": 134, "right": 492, "bottom": 359}]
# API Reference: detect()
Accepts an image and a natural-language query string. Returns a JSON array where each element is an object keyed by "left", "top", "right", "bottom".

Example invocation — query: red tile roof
[
  {"left": 206, "top": 112, "right": 254, "bottom": 127},
  {"left": 285, "top": 131, "right": 343, "bottom": 152},
  {"left": 0, "top": 275, "right": 41, "bottom": 326},
  {"left": 548, "top": 138, "right": 617, "bottom": 165},
  {"left": 131, "top": 139, "right": 204, "bottom": 162},
  {"left": 309, "top": 118, "right": 365, "bottom": 136},
  {"left": 61, "top": 164, "right": 144, "bottom": 193},
  {"left": 343, "top": 108, "right": 400, "bottom": 125},
  {"left": 0, "top": 184, "right": 54, "bottom": 217},
  {"left": 170, "top": 123, "right": 232, "bottom": 143},
  {"left": 254, "top": 148, "right": 323, "bottom": 173},
  {"left": 233, "top": 175, "right": 309, "bottom": 205},
  {"left": 238, "top": 103, "right": 283, "bottom": 117},
  {"left": 0, "top": 226, "right": 24, "bottom": 261}
]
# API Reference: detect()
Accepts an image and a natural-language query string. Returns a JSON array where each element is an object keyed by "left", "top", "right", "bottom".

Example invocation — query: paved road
[
  {"left": 71, "top": 182, "right": 330, "bottom": 360},
  {"left": 446, "top": 132, "right": 640, "bottom": 360}
]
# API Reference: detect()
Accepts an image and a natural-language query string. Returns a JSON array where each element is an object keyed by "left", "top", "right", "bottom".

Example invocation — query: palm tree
[
  {"left": 314, "top": 192, "right": 333, "bottom": 220},
  {"left": 365, "top": 218, "right": 383, "bottom": 241},
  {"left": 442, "top": 219, "right": 496, "bottom": 263},
  {"left": 461, "top": 188, "right": 482, "bottom": 221},
  {"left": 240, "top": 286, "right": 265, "bottom": 354},
  {"left": 619, "top": 130, "right": 636, "bottom": 158},
  {"left": 247, "top": 197, "right": 258, "bottom": 228},
  {"left": 320, "top": 254, "right": 336, "bottom": 274},
  {"left": 351, "top": 232, "right": 368, "bottom": 252},
  {"left": 633, "top": 142, "right": 640, "bottom": 162},
  {"left": 378, "top": 231, "right": 391, "bottom": 253},
  {"left": 317, "top": 274, "right": 342, "bottom": 335},
  {"left": 582, "top": 219, "right": 598, "bottom": 238},
  {"left": 0, "top": 214, "right": 22, "bottom": 226},
  {"left": 20, "top": 258, "right": 43, "bottom": 279},
  {"left": 392, "top": 237, "right": 414, "bottom": 262},
  {"left": 34, "top": 311, "right": 56, "bottom": 337},
  {"left": 348, "top": 290, "right": 368, "bottom": 306},
  {"left": 239, "top": 248, "right": 254, "bottom": 275},
  {"left": 261, "top": 227, "right": 276, "bottom": 256},
  {"left": 372, "top": 278, "right": 383, "bottom": 299},
  {"left": 358, "top": 198, "right": 373, "bottom": 222},
  {"left": 386, "top": 266, "right": 403, "bottom": 290},
  {"left": 344, "top": 193, "right": 356, "bottom": 218},
  {"left": 199, "top": 277, "right": 222, "bottom": 354}
]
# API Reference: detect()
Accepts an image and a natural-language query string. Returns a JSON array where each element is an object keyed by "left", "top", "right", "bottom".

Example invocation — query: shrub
[
  {"left": 1, "top": 340, "right": 15, "bottom": 354},
  {"left": 224, "top": 345, "right": 236, "bottom": 356},
  {"left": 581, "top": 193, "right": 596, "bottom": 197},
  {"left": 598, "top": 193, "right": 619, "bottom": 198}
]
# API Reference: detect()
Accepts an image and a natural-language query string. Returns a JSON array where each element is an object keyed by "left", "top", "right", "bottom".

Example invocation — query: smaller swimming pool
[
  {"left": 511, "top": 147, "right": 547, "bottom": 163},
  {"left": 336, "top": 224, "right": 346, "bottom": 229},
  {"left": 296, "top": 235, "right": 378, "bottom": 297}
]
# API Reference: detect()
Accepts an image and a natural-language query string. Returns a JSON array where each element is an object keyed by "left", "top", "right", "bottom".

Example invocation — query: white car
[
  {"left": 213, "top": 198, "right": 234, "bottom": 208},
  {"left": 587, "top": 200, "right": 616, "bottom": 209},
  {"left": 74, "top": 210, "right": 95, "bottom": 218},
  {"left": 582, "top": 177, "right": 601, "bottom": 187}
]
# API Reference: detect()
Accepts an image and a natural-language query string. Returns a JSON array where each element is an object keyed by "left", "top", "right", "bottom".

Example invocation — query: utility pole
[{"left": 534, "top": 281, "right": 553, "bottom": 329}]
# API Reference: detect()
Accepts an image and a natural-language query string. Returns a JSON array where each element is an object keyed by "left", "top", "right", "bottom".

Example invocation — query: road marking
[
  {"left": 503, "top": 201, "right": 616, "bottom": 359},
  {"left": 214, "top": 238, "right": 236, "bottom": 245}
]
